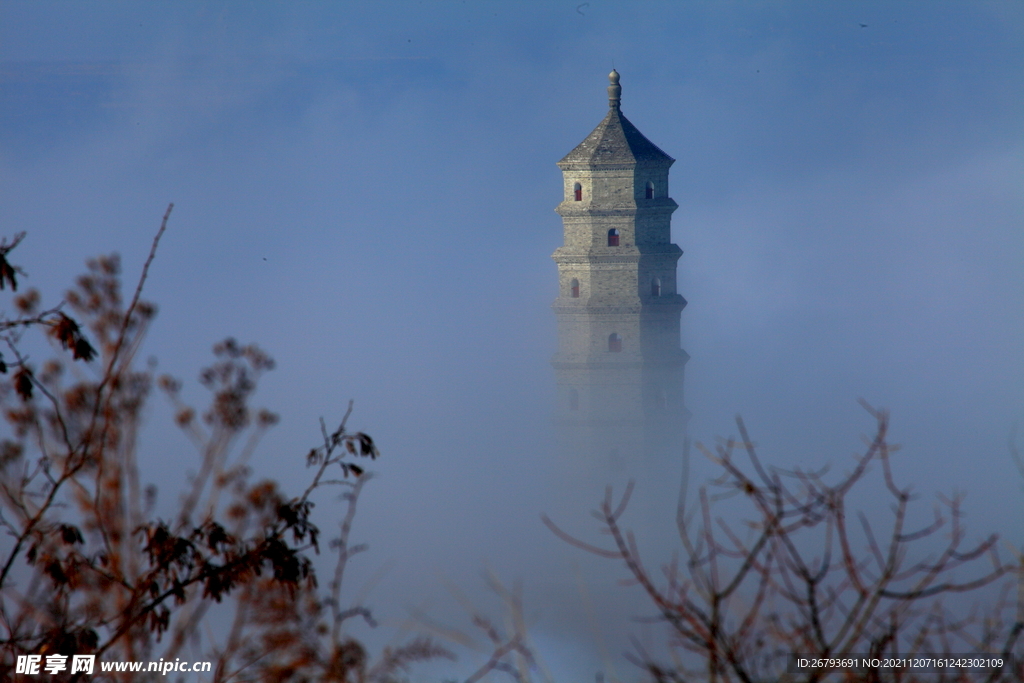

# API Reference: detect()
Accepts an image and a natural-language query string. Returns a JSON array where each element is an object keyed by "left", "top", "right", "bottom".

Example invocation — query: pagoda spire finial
[{"left": 607, "top": 69, "right": 621, "bottom": 109}]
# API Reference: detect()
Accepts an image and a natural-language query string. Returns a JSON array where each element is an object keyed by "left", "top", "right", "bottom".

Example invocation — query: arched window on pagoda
[
  {"left": 608, "top": 333, "right": 622, "bottom": 353},
  {"left": 607, "top": 228, "right": 619, "bottom": 247},
  {"left": 573, "top": 182, "right": 582, "bottom": 201},
  {"left": 651, "top": 277, "right": 661, "bottom": 297},
  {"left": 645, "top": 181, "right": 654, "bottom": 199},
  {"left": 570, "top": 278, "right": 580, "bottom": 298}
]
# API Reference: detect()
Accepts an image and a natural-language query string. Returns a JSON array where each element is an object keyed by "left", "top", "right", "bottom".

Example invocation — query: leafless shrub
[
  {"left": 545, "top": 404, "right": 1024, "bottom": 683},
  {"left": 411, "top": 571, "right": 545, "bottom": 683}
]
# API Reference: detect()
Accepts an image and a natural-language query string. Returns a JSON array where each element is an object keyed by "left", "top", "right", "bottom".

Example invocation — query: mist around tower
[{"left": 1, "top": 4, "right": 1022, "bottom": 683}]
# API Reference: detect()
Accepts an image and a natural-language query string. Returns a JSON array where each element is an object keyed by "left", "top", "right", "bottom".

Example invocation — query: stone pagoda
[{"left": 551, "top": 70, "right": 688, "bottom": 483}]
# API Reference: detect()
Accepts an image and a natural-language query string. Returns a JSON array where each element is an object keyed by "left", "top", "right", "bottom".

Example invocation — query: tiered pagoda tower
[{"left": 552, "top": 70, "right": 688, "bottom": 481}]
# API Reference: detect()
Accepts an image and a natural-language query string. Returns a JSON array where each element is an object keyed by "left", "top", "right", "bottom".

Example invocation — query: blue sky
[{"left": 1, "top": 1, "right": 1022, "bottom": 679}]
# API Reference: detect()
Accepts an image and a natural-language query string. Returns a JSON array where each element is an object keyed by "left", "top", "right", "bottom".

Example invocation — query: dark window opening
[
  {"left": 651, "top": 277, "right": 661, "bottom": 297},
  {"left": 570, "top": 278, "right": 580, "bottom": 298},
  {"left": 573, "top": 182, "right": 582, "bottom": 201},
  {"left": 645, "top": 181, "right": 654, "bottom": 199},
  {"left": 607, "top": 228, "right": 620, "bottom": 247},
  {"left": 608, "top": 333, "right": 622, "bottom": 353}
]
